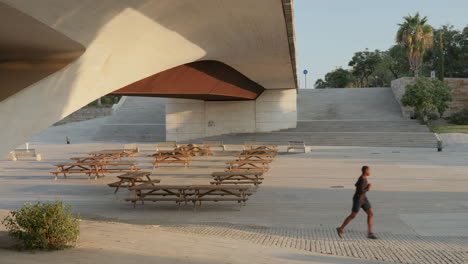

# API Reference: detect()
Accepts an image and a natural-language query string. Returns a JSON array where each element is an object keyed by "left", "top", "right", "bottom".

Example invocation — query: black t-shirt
[{"left": 353, "top": 176, "right": 369, "bottom": 202}]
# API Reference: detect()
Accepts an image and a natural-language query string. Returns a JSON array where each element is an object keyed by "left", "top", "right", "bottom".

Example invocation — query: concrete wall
[
  {"left": 166, "top": 89, "right": 297, "bottom": 141},
  {"left": 391, "top": 77, "right": 468, "bottom": 118},
  {"left": 256, "top": 89, "right": 297, "bottom": 131}
]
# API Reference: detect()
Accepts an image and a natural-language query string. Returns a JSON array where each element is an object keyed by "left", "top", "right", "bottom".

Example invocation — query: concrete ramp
[{"left": 93, "top": 97, "right": 166, "bottom": 143}]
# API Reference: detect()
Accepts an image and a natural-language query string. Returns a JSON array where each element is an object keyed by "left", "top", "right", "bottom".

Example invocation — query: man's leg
[
  {"left": 339, "top": 212, "right": 358, "bottom": 231},
  {"left": 364, "top": 207, "right": 377, "bottom": 239},
  {"left": 365, "top": 208, "right": 374, "bottom": 234},
  {"left": 337, "top": 201, "right": 360, "bottom": 238}
]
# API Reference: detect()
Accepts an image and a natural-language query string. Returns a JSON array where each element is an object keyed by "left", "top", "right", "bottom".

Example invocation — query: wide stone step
[
  {"left": 283, "top": 120, "right": 429, "bottom": 133},
  {"left": 195, "top": 132, "right": 437, "bottom": 148}
]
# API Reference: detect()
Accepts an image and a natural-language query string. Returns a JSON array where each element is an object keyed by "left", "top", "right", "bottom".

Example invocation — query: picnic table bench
[
  {"left": 108, "top": 171, "right": 160, "bottom": 193},
  {"left": 88, "top": 149, "right": 135, "bottom": 159},
  {"left": 235, "top": 154, "right": 274, "bottom": 162},
  {"left": 51, "top": 162, "right": 140, "bottom": 180},
  {"left": 211, "top": 171, "right": 264, "bottom": 186},
  {"left": 126, "top": 184, "right": 252, "bottom": 210},
  {"left": 241, "top": 149, "right": 278, "bottom": 157},
  {"left": 70, "top": 156, "right": 122, "bottom": 163},
  {"left": 243, "top": 142, "right": 278, "bottom": 151},
  {"left": 177, "top": 144, "right": 213, "bottom": 156},
  {"left": 152, "top": 151, "right": 191, "bottom": 168},
  {"left": 225, "top": 160, "right": 270, "bottom": 172}
]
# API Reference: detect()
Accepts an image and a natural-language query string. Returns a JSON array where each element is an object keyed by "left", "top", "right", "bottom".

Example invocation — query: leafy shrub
[
  {"left": 2, "top": 201, "right": 80, "bottom": 250},
  {"left": 449, "top": 108, "right": 468, "bottom": 125},
  {"left": 401, "top": 77, "right": 452, "bottom": 123}
]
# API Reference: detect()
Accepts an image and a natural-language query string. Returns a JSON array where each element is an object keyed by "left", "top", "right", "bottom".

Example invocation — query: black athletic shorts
[{"left": 352, "top": 199, "right": 372, "bottom": 213}]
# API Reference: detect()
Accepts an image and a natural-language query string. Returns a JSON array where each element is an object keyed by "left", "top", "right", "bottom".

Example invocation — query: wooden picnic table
[
  {"left": 225, "top": 160, "right": 270, "bottom": 172},
  {"left": 108, "top": 171, "right": 160, "bottom": 193},
  {"left": 70, "top": 156, "right": 119, "bottom": 163},
  {"left": 88, "top": 149, "right": 135, "bottom": 159},
  {"left": 152, "top": 151, "right": 191, "bottom": 168},
  {"left": 177, "top": 145, "right": 213, "bottom": 156},
  {"left": 211, "top": 171, "right": 264, "bottom": 186},
  {"left": 243, "top": 145, "right": 278, "bottom": 152},
  {"left": 241, "top": 149, "right": 277, "bottom": 157},
  {"left": 235, "top": 154, "right": 274, "bottom": 162},
  {"left": 51, "top": 162, "right": 140, "bottom": 180},
  {"left": 126, "top": 184, "right": 252, "bottom": 210},
  {"left": 51, "top": 163, "right": 100, "bottom": 180}
]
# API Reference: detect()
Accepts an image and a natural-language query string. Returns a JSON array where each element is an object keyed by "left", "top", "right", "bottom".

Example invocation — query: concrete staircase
[
  {"left": 197, "top": 88, "right": 436, "bottom": 148},
  {"left": 93, "top": 97, "right": 166, "bottom": 142}
]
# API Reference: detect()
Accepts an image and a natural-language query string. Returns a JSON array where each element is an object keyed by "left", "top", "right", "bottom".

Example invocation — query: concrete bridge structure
[{"left": 0, "top": 0, "right": 298, "bottom": 156}]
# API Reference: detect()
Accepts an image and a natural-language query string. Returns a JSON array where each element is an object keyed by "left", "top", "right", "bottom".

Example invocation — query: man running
[{"left": 336, "top": 165, "right": 377, "bottom": 239}]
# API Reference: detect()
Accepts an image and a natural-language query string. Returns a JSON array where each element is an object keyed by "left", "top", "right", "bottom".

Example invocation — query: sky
[{"left": 294, "top": 0, "right": 468, "bottom": 88}]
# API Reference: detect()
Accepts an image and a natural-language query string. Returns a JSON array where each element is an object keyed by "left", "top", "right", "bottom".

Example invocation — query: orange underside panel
[{"left": 112, "top": 61, "right": 265, "bottom": 100}]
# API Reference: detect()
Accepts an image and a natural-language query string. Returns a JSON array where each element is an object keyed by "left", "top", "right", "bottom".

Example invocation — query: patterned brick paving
[{"left": 161, "top": 223, "right": 467, "bottom": 264}]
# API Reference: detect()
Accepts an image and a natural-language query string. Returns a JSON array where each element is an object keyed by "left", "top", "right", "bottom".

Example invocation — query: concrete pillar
[{"left": 165, "top": 89, "right": 297, "bottom": 141}]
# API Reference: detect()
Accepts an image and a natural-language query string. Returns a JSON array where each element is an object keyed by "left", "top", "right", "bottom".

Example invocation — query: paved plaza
[{"left": 0, "top": 140, "right": 467, "bottom": 264}]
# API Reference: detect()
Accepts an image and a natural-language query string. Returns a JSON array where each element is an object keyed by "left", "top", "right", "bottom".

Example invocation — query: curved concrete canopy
[
  {"left": 0, "top": 2, "right": 85, "bottom": 102},
  {"left": 0, "top": 0, "right": 297, "bottom": 156},
  {"left": 112, "top": 61, "right": 265, "bottom": 100}
]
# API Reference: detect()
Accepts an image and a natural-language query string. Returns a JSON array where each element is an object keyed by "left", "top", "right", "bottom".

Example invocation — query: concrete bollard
[{"left": 434, "top": 133, "right": 443, "bottom": 152}]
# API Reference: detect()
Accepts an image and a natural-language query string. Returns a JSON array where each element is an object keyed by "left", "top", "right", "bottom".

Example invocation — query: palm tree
[{"left": 396, "top": 13, "right": 434, "bottom": 78}]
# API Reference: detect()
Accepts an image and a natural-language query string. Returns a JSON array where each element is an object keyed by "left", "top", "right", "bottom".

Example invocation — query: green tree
[
  {"left": 396, "top": 12, "right": 434, "bottom": 78},
  {"left": 432, "top": 79, "right": 453, "bottom": 117},
  {"left": 385, "top": 45, "right": 411, "bottom": 79},
  {"left": 401, "top": 77, "right": 451, "bottom": 122},
  {"left": 348, "top": 50, "right": 382, "bottom": 87},
  {"left": 314, "top": 78, "right": 328, "bottom": 88},
  {"left": 430, "top": 25, "right": 468, "bottom": 79},
  {"left": 322, "top": 68, "right": 353, "bottom": 88}
]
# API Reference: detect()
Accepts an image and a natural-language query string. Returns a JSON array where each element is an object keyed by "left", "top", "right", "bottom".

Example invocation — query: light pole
[{"left": 303, "top": 69, "right": 308, "bottom": 88}]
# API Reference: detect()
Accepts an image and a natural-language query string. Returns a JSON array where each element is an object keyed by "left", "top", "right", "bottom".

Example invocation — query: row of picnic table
[
  {"left": 51, "top": 144, "right": 215, "bottom": 180},
  {"left": 50, "top": 143, "right": 278, "bottom": 210},
  {"left": 51, "top": 149, "right": 140, "bottom": 180}
]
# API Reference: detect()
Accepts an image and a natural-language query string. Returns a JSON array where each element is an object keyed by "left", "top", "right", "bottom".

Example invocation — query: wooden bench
[
  {"left": 108, "top": 171, "right": 159, "bottom": 193},
  {"left": 243, "top": 142, "right": 278, "bottom": 152},
  {"left": 89, "top": 149, "right": 135, "bottom": 159},
  {"left": 70, "top": 156, "right": 120, "bottom": 163},
  {"left": 152, "top": 151, "right": 191, "bottom": 168},
  {"left": 96, "top": 162, "right": 140, "bottom": 176},
  {"left": 8, "top": 149, "right": 41, "bottom": 161},
  {"left": 126, "top": 184, "right": 252, "bottom": 210},
  {"left": 235, "top": 154, "right": 274, "bottom": 162},
  {"left": 155, "top": 141, "right": 178, "bottom": 152},
  {"left": 287, "top": 141, "right": 307, "bottom": 153},
  {"left": 241, "top": 149, "right": 277, "bottom": 157},
  {"left": 202, "top": 141, "right": 226, "bottom": 151},
  {"left": 211, "top": 171, "right": 264, "bottom": 186},
  {"left": 225, "top": 160, "right": 270, "bottom": 172},
  {"left": 51, "top": 163, "right": 100, "bottom": 180}
]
